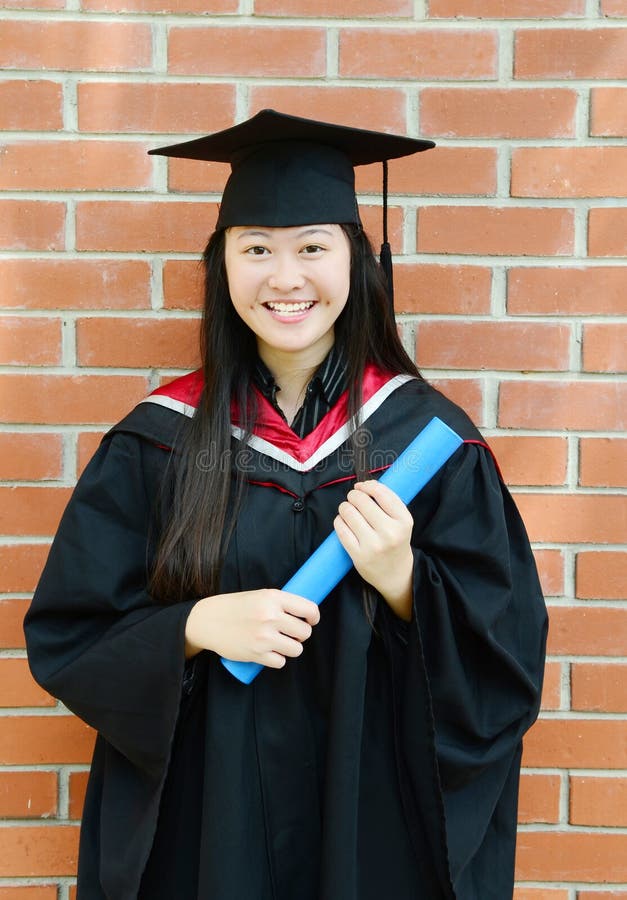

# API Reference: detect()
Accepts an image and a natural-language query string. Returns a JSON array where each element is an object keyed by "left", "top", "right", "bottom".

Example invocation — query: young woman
[{"left": 25, "top": 110, "right": 547, "bottom": 900}]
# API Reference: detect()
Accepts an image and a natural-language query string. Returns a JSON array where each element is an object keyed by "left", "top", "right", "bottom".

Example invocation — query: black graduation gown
[{"left": 24, "top": 367, "right": 547, "bottom": 900}]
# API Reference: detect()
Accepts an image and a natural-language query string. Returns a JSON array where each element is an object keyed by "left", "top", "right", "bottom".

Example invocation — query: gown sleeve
[
  {"left": 395, "top": 442, "right": 547, "bottom": 897},
  {"left": 24, "top": 432, "right": 195, "bottom": 777}
]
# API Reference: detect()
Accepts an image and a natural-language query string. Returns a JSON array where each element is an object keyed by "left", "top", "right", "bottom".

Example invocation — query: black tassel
[
  {"left": 380, "top": 240, "right": 394, "bottom": 313},
  {"left": 380, "top": 159, "right": 394, "bottom": 313}
]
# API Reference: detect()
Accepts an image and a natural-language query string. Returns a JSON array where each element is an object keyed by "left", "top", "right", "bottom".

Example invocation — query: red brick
[
  {"left": 572, "top": 776, "right": 627, "bottom": 825},
  {"left": 0, "top": 433, "right": 63, "bottom": 481},
  {"left": 518, "top": 773, "right": 561, "bottom": 824},
  {"left": 393, "top": 264, "right": 491, "bottom": 315},
  {"left": 547, "top": 606, "right": 627, "bottom": 657},
  {"left": 540, "top": 661, "right": 561, "bottom": 711},
  {"left": 250, "top": 85, "right": 407, "bottom": 133},
  {"left": 0, "top": 259, "right": 152, "bottom": 310},
  {"left": 581, "top": 403, "right": 625, "bottom": 471},
  {"left": 1, "top": 0, "right": 64, "bottom": 5},
  {"left": 416, "top": 321, "right": 570, "bottom": 372},
  {"left": 488, "top": 436, "right": 567, "bottom": 487},
  {"left": 0, "top": 600, "right": 25, "bottom": 645},
  {"left": 78, "top": 82, "right": 235, "bottom": 133},
  {"left": 532, "top": 549, "right": 564, "bottom": 597},
  {"left": 589, "top": 208, "right": 627, "bottom": 257},
  {"left": 430, "top": 0, "right": 583, "bottom": 13},
  {"left": 339, "top": 28, "right": 497, "bottom": 80},
  {"left": 0, "top": 824, "right": 79, "bottom": 877},
  {"left": 420, "top": 88, "right": 577, "bottom": 138},
  {"left": 0, "top": 21, "right": 152, "bottom": 71},
  {"left": 77, "top": 431, "right": 106, "bottom": 478},
  {"left": 0, "top": 547, "right": 49, "bottom": 597},
  {"left": 512, "top": 147, "right": 627, "bottom": 198},
  {"left": 0, "top": 318, "right": 62, "bottom": 366},
  {"left": 0, "top": 658, "right": 55, "bottom": 707},
  {"left": 168, "top": 26, "right": 326, "bottom": 77},
  {"left": 0, "top": 200, "right": 65, "bottom": 251},
  {"left": 571, "top": 663, "right": 627, "bottom": 714},
  {"left": 0, "top": 141, "right": 151, "bottom": 191},
  {"left": 84, "top": 0, "right": 235, "bottom": 9},
  {"left": 0, "top": 375, "right": 149, "bottom": 425},
  {"left": 75, "top": 200, "right": 218, "bottom": 252},
  {"left": 0, "top": 717, "right": 95, "bottom": 765},
  {"left": 0, "top": 487, "right": 71, "bottom": 538},
  {"left": 499, "top": 380, "right": 626, "bottom": 431},
  {"left": 590, "top": 87, "right": 627, "bottom": 136},
  {"left": 579, "top": 438, "right": 627, "bottom": 492},
  {"left": 0, "top": 771, "right": 57, "bottom": 818},
  {"left": 515, "top": 831, "right": 627, "bottom": 882},
  {"left": 418, "top": 207, "right": 574, "bottom": 256},
  {"left": 359, "top": 205, "right": 403, "bottom": 254},
  {"left": 579, "top": 893, "right": 627, "bottom": 900},
  {"left": 601, "top": 0, "right": 627, "bottom": 12},
  {"left": 76, "top": 317, "right": 200, "bottom": 369},
  {"left": 507, "top": 267, "right": 627, "bottom": 315},
  {"left": 522, "top": 719, "right": 627, "bottom": 769},
  {"left": 0, "top": 80, "right": 63, "bottom": 130},
  {"left": 68, "top": 770, "right": 89, "bottom": 820},
  {"left": 514, "top": 493, "right": 626, "bottom": 544},
  {"left": 0, "top": 887, "right": 58, "bottom": 900},
  {"left": 356, "top": 147, "right": 497, "bottom": 197},
  {"left": 515, "top": 28, "right": 627, "bottom": 79},
  {"left": 583, "top": 323, "right": 627, "bottom": 373},
  {"left": 514, "top": 891, "right": 569, "bottom": 900},
  {"left": 167, "top": 158, "right": 232, "bottom": 194},
  {"left": 163, "top": 259, "right": 204, "bottom": 310},
  {"left": 576, "top": 550, "right": 626, "bottom": 600},
  {"left": 256, "top": 0, "right": 411, "bottom": 12},
  {"left": 580, "top": 439, "right": 627, "bottom": 488},
  {"left": 2, "top": 0, "right": 64, "bottom": 6},
  {"left": 428, "top": 379, "right": 484, "bottom": 425}
]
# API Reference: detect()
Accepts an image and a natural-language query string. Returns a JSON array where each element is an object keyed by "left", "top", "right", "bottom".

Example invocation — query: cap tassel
[{"left": 379, "top": 160, "right": 394, "bottom": 314}]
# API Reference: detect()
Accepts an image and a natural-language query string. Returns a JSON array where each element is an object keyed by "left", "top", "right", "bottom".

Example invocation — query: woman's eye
[
  {"left": 302, "top": 244, "right": 323, "bottom": 255},
  {"left": 245, "top": 246, "right": 268, "bottom": 256}
]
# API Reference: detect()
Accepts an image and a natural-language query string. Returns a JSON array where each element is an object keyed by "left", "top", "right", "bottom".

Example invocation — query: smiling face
[{"left": 224, "top": 224, "right": 351, "bottom": 371}]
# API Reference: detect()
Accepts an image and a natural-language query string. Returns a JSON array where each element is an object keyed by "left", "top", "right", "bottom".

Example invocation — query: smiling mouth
[{"left": 263, "top": 301, "right": 316, "bottom": 316}]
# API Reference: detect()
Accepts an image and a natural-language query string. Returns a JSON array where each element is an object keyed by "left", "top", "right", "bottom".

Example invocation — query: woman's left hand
[{"left": 334, "top": 480, "right": 414, "bottom": 621}]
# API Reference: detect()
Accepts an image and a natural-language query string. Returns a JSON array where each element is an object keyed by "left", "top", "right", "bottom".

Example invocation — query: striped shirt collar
[{"left": 253, "top": 344, "right": 348, "bottom": 438}]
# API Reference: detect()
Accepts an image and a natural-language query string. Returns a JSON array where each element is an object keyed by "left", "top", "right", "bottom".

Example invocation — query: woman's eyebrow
[
  {"left": 235, "top": 227, "right": 334, "bottom": 240},
  {"left": 297, "top": 227, "right": 334, "bottom": 238},
  {"left": 235, "top": 229, "right": 271, "bottom": 240}
]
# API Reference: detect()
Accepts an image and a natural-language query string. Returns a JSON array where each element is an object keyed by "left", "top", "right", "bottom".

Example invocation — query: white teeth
[{"left": 265, "top": 301, "right": 314, "bottom": 315}]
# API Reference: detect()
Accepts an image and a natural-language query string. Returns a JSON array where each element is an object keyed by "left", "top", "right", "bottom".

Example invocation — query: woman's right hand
[{"left": 184, "top": 589, "right": 320, "bottom": 668}]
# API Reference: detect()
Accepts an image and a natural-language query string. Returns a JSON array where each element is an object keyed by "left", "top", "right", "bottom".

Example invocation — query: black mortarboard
[{"left": 149, "top": 109, "right": 435, "bottom": 306}]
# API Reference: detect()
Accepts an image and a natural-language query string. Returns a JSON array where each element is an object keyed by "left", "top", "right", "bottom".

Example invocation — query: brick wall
[{"left": 0, "top": 1, "right": 625, "bottom": 897}]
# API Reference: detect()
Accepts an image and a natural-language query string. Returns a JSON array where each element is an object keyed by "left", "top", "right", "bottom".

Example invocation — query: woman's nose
[{"left": 267, "top": 255, "right": 306, "bottom": 292}]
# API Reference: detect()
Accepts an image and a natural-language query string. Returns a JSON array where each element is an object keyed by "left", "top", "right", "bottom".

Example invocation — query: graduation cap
[{"left": 149, "top": 109, "right": 435, "bottom": 307}]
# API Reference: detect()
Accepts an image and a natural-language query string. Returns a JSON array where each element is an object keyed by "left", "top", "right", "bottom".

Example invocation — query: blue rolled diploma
[{"left": 221, "top": 416, "right": 463, "bottom": 684}]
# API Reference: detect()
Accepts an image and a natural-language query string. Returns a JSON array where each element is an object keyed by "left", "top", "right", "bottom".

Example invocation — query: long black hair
[{"left": 150, "top": 224, "right": 420, "bottom": 604}]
